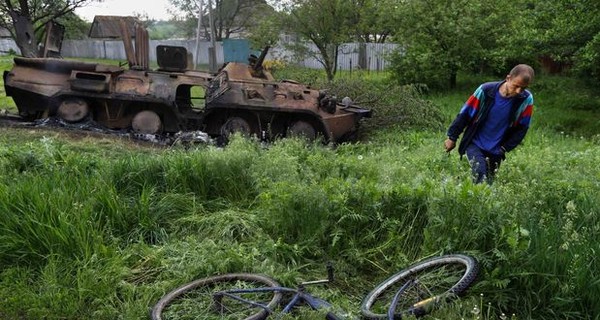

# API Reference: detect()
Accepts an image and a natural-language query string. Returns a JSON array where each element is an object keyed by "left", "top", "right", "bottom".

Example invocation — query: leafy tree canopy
[
  {"left": 389, "top": 0, "right": 600, "bottom": 88},
  {"left": 388, "top": 0, "right": 508, "bottom": 89},
  {"left": 345, "top": 0, "right": 397, "bottom": 43},
  {"left": 499, "top": 0, "right": 600, "bottom": 80},
  {"left": 168, "top": 0, "right": 274, "bottom": 41},
  {"left": 0, "top": 0, "right": 98, "bottom": 57},
  {"left": 279, "top": 0, "right": 356, "bottom": 81}
]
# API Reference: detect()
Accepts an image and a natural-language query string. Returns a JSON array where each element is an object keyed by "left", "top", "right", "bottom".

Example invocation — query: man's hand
[{"left": 444, "top": 138, "right": 456, "bottom": 152}]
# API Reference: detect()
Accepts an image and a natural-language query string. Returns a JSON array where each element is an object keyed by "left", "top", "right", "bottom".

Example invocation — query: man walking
[{"left": 444, "top": 64, "right": 535, "bottom": 184}]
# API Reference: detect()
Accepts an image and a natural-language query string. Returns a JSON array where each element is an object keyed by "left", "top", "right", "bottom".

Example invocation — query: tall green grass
[{"left": 0, "top": 72, "right": 599, "bottom": 319}]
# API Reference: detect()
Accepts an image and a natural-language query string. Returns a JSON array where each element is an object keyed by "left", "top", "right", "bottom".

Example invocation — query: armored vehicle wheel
[
  {"left": 132, "top": 110, "right": 162, "bottom": 134},
  {"left": 287, "top": 120, "right": 317, "bottom": 140},
  {"left": 58, "top": 98, "right": 90, "bottom": 123},
  {"left": 221, "top": 116, "right": 251, "bottom": 137}
]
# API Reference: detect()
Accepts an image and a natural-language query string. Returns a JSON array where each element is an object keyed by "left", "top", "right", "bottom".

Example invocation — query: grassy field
[{"left": 1, "top": 56, "right": 599, "bottom": 319}]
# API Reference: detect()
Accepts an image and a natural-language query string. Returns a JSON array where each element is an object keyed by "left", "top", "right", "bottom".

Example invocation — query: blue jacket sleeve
[{"left": 446, "top": 86, "right": 484, "bottom": 141}]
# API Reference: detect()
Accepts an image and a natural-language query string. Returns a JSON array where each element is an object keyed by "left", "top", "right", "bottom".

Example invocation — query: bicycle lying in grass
[{"left": 151, "top": 254, "right": 479, "bottom": 320}]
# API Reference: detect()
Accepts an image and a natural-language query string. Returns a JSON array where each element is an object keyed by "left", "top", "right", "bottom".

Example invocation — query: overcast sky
[{"left": 75, "top": 0, "right": 178, "bottom": 22}]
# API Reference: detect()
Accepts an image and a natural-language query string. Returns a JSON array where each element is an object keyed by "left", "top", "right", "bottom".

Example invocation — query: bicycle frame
[
  {"left": 212, "top": 279, "right": 426, "bottom": 320},
  {"left": 214, "top": 285, "right": 342, "bottom": 319},
  {"left": 153, "top": 255, "right": 478, "bottom": 320}
]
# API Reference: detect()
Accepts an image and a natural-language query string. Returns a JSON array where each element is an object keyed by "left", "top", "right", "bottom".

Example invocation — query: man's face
[{"left": 504, "top": 75, "right": 529, "bottom": 97}]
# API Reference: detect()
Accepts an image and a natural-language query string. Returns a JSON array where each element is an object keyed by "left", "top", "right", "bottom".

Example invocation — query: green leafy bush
[
  {"left": 322, "top": 78, "right": 445, "bottom": 135},
  {"left": 273, "top": 66, "right": 445, "bottom": 134}
]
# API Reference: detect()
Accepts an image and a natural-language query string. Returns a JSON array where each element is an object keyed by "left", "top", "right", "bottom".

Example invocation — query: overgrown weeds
[{"left": 0, "top": 71, "right": 599, "bottom": 319}]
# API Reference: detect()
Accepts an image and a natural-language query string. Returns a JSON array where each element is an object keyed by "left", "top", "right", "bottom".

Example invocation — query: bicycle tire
[
  {"left": 361, "top": 254, "right": 479, "bottom": 319},
  {"left": 151, "top": 273, "right": 284, "bottom": 320}
]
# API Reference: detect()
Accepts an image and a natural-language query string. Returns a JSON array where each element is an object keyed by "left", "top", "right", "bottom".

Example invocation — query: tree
[
  {"left": 0, "top": 0, "right": 99, "bottom": 57},
  {"left": 346, "top": 0, "right": 396, "bottom": 43},
  {"left": 247, "top": 11, "right": 283, "bottom": 49},
  {"left": 387, "top": 0, "right": 600, "bottom": 87},
  {"left": 281, "top": 0, "right": 354, "bottom": 81},
  {"left": 388, "top": 0, "right": 509, "bottom": 89},
  {"left": 499, "top": 0, "right": 600, "bottom": 79},
  {"left": 146, "top": 20, "right": 190, "bottom": 40},
  {"left": 169, "top": 0, "right": 273, "bottom": 41},
  {"left": 60, "top": 12, "right": 90, "bottom": 40}
]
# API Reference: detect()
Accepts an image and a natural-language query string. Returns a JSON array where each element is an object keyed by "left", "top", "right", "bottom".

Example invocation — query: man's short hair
[{"left": 509, "top": 64, "right": 535, "bottom": 83}]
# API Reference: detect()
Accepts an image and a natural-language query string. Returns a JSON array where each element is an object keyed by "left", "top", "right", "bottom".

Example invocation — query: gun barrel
[{"left": 253, "top": 46, "right": 270, "bottom": 71}]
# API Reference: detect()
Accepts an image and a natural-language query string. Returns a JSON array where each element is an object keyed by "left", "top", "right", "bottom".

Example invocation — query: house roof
[
  {"left": 0, "top": 27, "right": 11, "bottom": 38},
  {"left": 88, "top": 15, "right": 140, "bottom": 38}
]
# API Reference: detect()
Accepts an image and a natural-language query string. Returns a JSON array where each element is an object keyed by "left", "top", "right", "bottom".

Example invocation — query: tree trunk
[
  {"left": 449, "top": 68, "right": 457, "bottom": 89},
  {"left": 323, "top": 53, "right": 334, "bottom": 82},
  {"left": 13, "top": 13, "right": 38, "bottom": 57},
  {"left": 358, "top": 42, "right": 367, "bottom": 69},
  {"left": 324, "top": 55, "right": 338, "bottom": 82}
]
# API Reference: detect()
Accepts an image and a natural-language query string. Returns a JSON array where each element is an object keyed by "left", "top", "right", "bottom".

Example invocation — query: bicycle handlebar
[{"left": 300, "top": 262, "right": 335, "bottom": 286}]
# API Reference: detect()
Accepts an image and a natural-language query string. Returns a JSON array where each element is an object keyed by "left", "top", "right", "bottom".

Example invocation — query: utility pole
[
  {"left": 194, "top": 0, "right": 204, "bottom": 69},
  {"left": 207, "top": 0, "right": 218, "bottom": 72}
]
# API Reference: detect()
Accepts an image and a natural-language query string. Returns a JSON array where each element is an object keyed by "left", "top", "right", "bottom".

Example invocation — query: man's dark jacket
[{"left": 447, "top": 81, "right": 534, "bottom": 156}]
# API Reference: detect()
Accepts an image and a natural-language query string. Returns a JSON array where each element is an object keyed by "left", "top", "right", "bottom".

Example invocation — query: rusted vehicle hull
[
  {"left": 200, "top": 62, "right": 371, "bottom": 142},
  {"left": 3, "top": 16, "right": 371, "bottom": 143},
  {"left": 4, "top": 57, "right": 213, "bottom": 133},
  {"left": 4, "top": 57, "right": 370, "bottom": 142}
]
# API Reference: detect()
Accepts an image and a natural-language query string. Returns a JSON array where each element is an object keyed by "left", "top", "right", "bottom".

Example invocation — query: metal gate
[{"left": 222, "top": 39, "right": 252, "bottom": 63}]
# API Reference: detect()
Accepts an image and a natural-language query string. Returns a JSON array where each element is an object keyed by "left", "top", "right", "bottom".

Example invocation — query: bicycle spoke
[
  {"left": 160, "top": 279, "right": 278, "bottom": 320},
  {"left": 369, "top": 262, "right": 468, "bottom": 316}
]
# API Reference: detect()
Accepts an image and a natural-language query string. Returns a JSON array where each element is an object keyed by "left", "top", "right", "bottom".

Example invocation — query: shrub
[{"left": 320, "top": 78, "right": 445, "bottom": 134}]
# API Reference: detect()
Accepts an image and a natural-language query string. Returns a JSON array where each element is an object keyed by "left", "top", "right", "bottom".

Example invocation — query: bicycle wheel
[
  {"left": 151, "top": 273, "right": 283, "bottom": 320},
  {"left": 361, "top": 254, "right": 478, "bottom": 319}
]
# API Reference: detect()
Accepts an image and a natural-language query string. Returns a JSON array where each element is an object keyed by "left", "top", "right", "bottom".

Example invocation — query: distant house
[{"left": 89, "top": 16, "right": 140, "bottom": 39}]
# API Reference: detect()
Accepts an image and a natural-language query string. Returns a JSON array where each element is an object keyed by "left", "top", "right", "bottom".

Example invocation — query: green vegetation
[
  {"left": 147, "top": 20, "right": 190, "bottom": 40},
  {"left": 0, "top": 59, "right": 599, "bottom": 319},
  {"left": 271, "top": 0, "right": 600, "bottom": 87},
  {"left": 0, "top": 56, "right": 16, "bottom": 112}
]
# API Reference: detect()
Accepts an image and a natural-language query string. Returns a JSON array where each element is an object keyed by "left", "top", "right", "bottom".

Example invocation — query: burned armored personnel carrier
[{"left": 3, "top": 16, "right": 371, "bottom": 142}]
